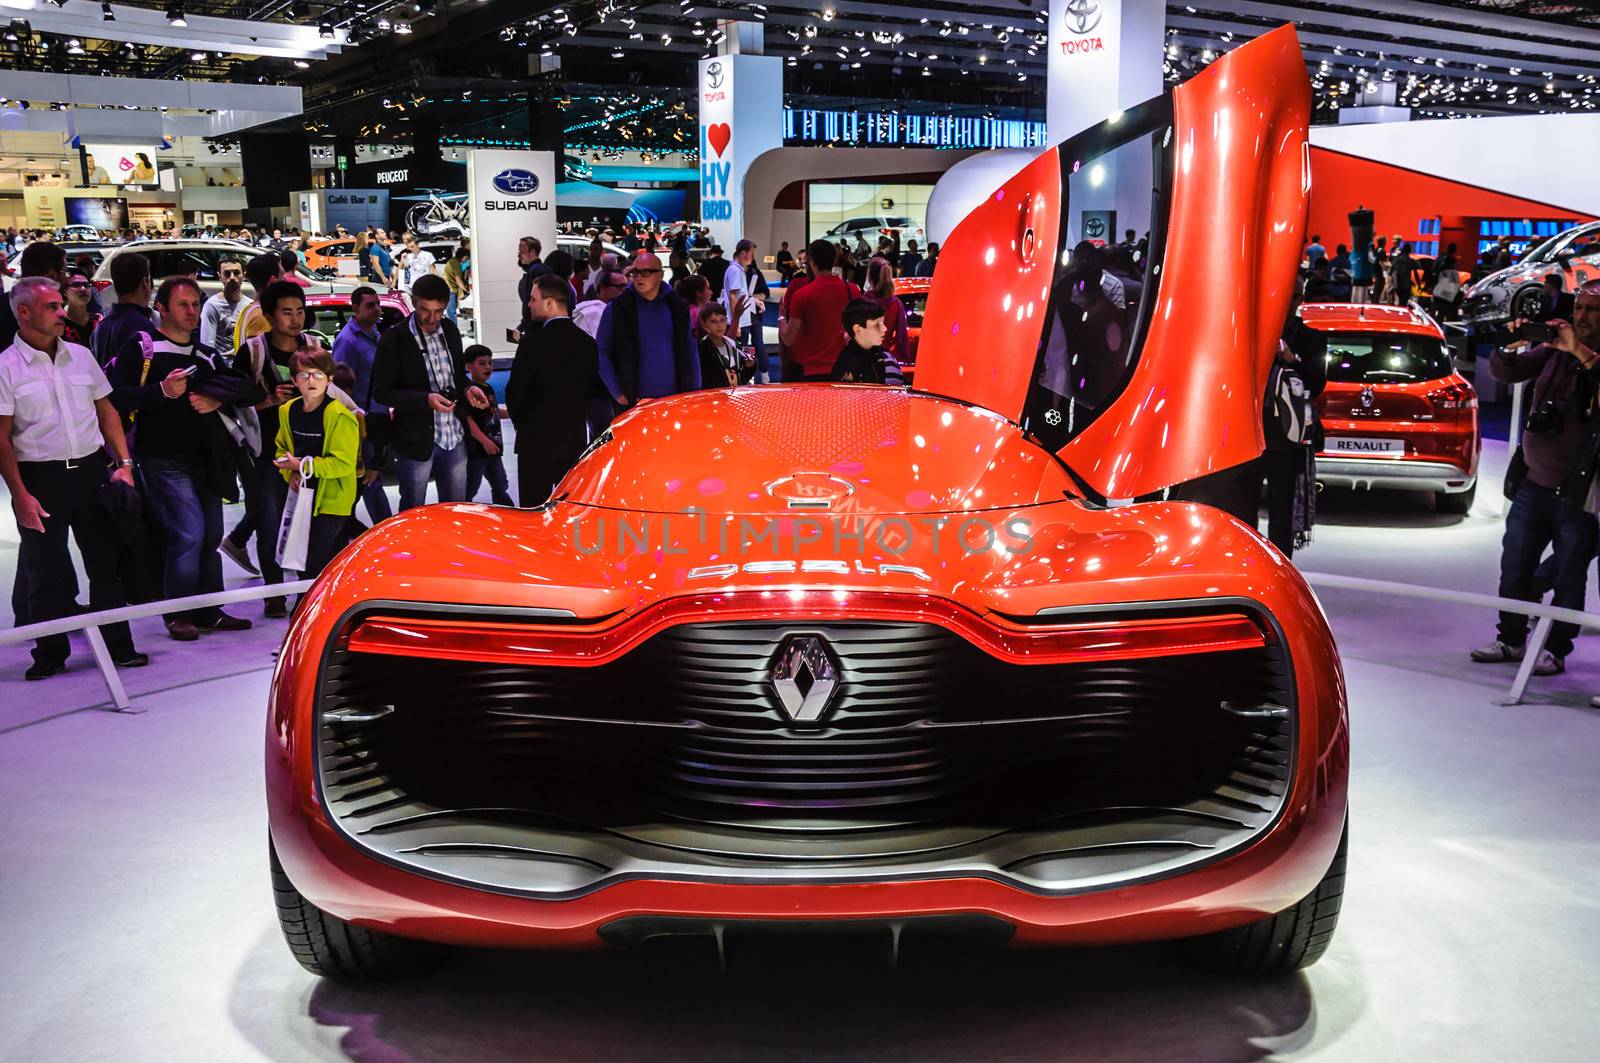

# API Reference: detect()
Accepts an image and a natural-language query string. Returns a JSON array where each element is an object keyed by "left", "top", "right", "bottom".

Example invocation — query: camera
[
  {"left": 1516, "top": 287, "right": 1558, "bottom": 344},
  {"left": 1525, "top": 399, "right": 1565, "bottom": 435}
]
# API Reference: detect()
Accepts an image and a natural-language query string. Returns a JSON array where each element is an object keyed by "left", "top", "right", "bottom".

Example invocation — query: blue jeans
[
  {"left": 253, "top": 453, "right": 290, "bottom": 588},
  {"left": 446, "top": 292, "right": 458, "bottom": 321},
  {"left": 396, "top": 439, "right": 468, "bottom": 511},
  {"left": 358, "top": 439, "right": 393, "bottom": 524},
  {"left": 139, "top": 458, "right": 224, "bottom": 623},
  {"left": 466, "top": 453, "right": 514, "bottom": 507},
  {"left": 1497, "top": 480, "right": 1599, "bottom": 657}
]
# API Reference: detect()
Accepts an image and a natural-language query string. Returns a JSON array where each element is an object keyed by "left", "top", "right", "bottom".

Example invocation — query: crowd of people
[{"left": 0, "top": 224, "right": 938, "bottom": 681}]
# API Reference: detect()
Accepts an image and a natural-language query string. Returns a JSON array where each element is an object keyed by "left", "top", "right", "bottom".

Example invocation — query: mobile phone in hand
[{"left": 1520, "top": 321, "right": 1556, "bottom": 344}]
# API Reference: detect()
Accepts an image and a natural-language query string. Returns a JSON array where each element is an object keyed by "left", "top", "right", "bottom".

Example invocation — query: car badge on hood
[{"left": 770, "top": 635, "right": 839, "bottom": 724}]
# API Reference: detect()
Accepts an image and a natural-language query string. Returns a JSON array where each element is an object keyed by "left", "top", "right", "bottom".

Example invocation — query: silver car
[
  {"left": 1462, "top": 221, "right": 1600, "bottom": 326},
  {"left": 92, "top": 239, "right": 363, "bottom": 300}
]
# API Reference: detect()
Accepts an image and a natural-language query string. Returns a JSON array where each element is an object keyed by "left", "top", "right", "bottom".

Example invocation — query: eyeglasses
[
  {"left": 629, "top": 268, "right": 663, "bottom": 277},
  {"left": 293, "top": 370, "right": 328, "bottom": 382}
]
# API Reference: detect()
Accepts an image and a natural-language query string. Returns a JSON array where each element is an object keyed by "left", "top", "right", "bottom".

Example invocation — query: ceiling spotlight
[
  {"left": 293, "top": 58, "right": 310, "bottom": 68},
  {"left": 67, "top": 38, "right": 85, "bottom": 55},
  {"left": 395, "top": 20, "right": 412, "bottom": 34},
  {"left": 611, "top": 47, "right": 624, "bottom": 58},
  {"left": 190, "top": 50, "right": 205, "bottom": 60},
  {"left": 166, "top": 2, "right": 186, "bottom": 27},
  {"left": 318, "top": 20, "right": 333, "bottom": 38},
  {"left": 101, "top": 2, "right": 114, "bottom": 21},
  {"left": 821, "top": 7, "right": 835, "bottom": 21}
]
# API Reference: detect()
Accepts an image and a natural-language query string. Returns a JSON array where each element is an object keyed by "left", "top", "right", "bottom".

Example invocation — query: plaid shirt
[{"left": 411, "top": 316, "right": 463, "bottom": 451}]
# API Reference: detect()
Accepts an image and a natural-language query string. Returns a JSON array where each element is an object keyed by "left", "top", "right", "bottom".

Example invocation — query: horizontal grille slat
[{"left": 317, "top": 613, "right": 1295, "bottom": 894}]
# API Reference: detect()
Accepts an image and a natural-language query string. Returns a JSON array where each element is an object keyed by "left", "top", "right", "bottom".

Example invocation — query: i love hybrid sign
[{"left": 697, "top": 54, "right": 782, "bottom": 251}]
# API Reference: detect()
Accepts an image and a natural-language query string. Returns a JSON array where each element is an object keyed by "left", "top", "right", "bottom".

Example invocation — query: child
[
  {"left": 830, "top": 298, "right": 905, "bottom": 385},
  {"left": 274, "top": 347, "right": 361, "bottom": 580},
  {"left": 463, "top": 345, "right": 514, "bottom": 506},
  {"left": 697, "top": 303, "right": 741, "bottom": 389}
]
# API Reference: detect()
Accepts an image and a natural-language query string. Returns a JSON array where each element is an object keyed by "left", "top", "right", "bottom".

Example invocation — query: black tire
[
  {"left": 1179, "top": 820, "right": 1347, "bottom": 976},
  {"left": 1511, "top": 284, "right": 1548, "bottom": 320},
  {"left": 1436, "top": 481, "right": 1476, "bottom": 515},
  {"left": 270, "top": 838, "right": 448, "bottom": 982}
]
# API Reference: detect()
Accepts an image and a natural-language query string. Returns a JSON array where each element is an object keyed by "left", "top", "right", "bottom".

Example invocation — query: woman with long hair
[{"left": 864, "top": 257, "right": 911, "bottom": 364}]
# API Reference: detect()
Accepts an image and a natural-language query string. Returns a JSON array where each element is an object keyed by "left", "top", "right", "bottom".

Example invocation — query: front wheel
[
  {"left": 1178, "top": 820, "right": 1347, "bottom": 976},
  {"left": 270, "top": 838, "right": 448, "bottom": 982},
  {"left": 1437, "top": 481, "right": 1477, "bottom": 515}
]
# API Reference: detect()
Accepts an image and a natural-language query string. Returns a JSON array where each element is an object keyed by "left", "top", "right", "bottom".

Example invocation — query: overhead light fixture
[
  {"left": 318, "top": 20, "right": 333, "bottom": 38},
  {"left": 166, "top": 2, "right": 186, "bottom": 27},
  {"left": 395, "top": 20, "right": 412, "bottom": 34},
  {"left": 101, "top": 2, "right": 114, "bottom": 21},
  {"left": 293, "top": 58, "right": 309, "bottom": 68},
  {"left": 190, "top": 50, "right": 205, "bottom": 60}
]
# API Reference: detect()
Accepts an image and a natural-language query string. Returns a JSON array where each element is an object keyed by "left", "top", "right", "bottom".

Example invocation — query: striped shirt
[{"left": 411, "top": 317, "right": 463, "bottom": 451}]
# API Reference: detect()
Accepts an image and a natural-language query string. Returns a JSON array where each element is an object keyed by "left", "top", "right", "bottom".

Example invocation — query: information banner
[
  {"left": 466, "top": 149, "right": 557, "bottom": 352},
  {"left": 697, "top": 54, "right": 783, "bottom": 252}
]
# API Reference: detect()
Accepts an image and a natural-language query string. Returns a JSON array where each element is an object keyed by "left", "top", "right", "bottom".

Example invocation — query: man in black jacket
[
  {"left": 371, "top": 274, "right": 490, "bottom": 510},
  {"left": 595, "top": 252, "right": 700, "bottom": 417},
  {"left": 697, "top": 245, "right": 730, "bottom": 298},
  {"left": 506, "top": 275, "right": 602, "bottom": 508},
  {"left": 92, "top": 251, "right": 158, "bottom": 369},
  {"left": 109, "top": 277, "right": 254, "bottom": 640},
  {"left": 514, "top": 236, "right": 551, "bottom": 338}
]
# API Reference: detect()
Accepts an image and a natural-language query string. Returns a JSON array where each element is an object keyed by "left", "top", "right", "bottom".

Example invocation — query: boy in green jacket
[{"left": 274, "top": 347, "right": 361, "bottom": 579}]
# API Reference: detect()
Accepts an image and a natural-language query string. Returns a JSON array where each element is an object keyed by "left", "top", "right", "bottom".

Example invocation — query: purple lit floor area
[{"left": 4, "top": 439, "right": 1600, "bottom": 1061}]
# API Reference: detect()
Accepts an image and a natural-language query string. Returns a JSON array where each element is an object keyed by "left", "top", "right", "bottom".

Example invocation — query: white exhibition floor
[{"left": 4, "top": 437, "right": 1600, "bottom": 1062}]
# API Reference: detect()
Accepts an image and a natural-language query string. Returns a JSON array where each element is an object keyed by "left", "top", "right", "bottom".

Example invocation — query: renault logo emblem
[
  {"left": 769, "top": 635, "right": 839, "bottom": 724},
  {"left": 1360, "top": 385, "right": 1374, "bottom": 409}
]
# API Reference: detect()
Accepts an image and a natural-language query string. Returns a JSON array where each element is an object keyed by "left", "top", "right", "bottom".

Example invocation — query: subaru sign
[{"left": 492, "top": 168, "right": 540, "bottom": 196}]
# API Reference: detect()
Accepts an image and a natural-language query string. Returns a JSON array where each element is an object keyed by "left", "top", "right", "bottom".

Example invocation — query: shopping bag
[{"left": 276, "top": 462, "right": 315, "bottom": 574}]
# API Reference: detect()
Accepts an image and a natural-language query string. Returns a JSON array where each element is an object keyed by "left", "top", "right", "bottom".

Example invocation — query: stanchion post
[
  {"left": 82, "top": 624, "right": 135, "bottom": 713},
  {"left": 1506, "top": 380, "right": 1526, "bottom": 518},
  {"left": 1504, "top": 614, "right": 1554, "bottom": 706}
]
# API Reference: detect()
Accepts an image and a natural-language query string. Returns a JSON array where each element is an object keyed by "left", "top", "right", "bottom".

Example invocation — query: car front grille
[{"left": 316, "top": 610, "right": 1295, "bottom": 898}]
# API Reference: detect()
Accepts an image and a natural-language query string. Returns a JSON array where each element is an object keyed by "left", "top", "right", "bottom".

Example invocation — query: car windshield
[
  {"left": 1321, "top": 333, "right": 1453, "bottom": 384},
  {"left": 885, "top": 217, "right": 915, "bottom": 227},
  {"left": 1022, "top": 95, "right": 1174, "bottom": 452},
  {"left": 901, "top": 291, "right": 929, "bottom": 324},
  {"left": 1522, "top": 224, "right": 1600, "bottom": 265}
]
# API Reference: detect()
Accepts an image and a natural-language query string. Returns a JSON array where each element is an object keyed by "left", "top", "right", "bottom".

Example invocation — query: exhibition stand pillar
[{"left": 697, "top": 27, "right": 783, "bottom": 252}]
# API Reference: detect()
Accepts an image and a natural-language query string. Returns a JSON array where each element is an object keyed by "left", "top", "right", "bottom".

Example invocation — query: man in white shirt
[
  {"left": 402, "top": 232, "right": 436, "bottom": 289},
  {"left": 722, "top": 239, "right": 761, "bottom": 381},
  {"left": 200, "top": 259, "right": 247, "bottom": 349},
  {"left": 0, "top": 276, "right": 147, "bottom": 679},
  {"left": 572, "top": 269, "right": 626, "bottom": 338}
]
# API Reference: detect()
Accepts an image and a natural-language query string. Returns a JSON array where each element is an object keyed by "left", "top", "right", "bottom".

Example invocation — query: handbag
[
  {"left": 276, "top": 457, "right": 316, "bottom": 574},
  {"left": 1503, "top": 446, "right": 1528, "bottom": 501}
]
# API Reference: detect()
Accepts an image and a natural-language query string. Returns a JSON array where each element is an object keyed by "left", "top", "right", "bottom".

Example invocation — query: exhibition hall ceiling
[{"left": 4, "top": 0, "right": 1600, "bottom": 147}]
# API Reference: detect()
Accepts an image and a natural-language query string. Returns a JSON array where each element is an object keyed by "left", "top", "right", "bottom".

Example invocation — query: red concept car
[
  {"left": 1305, "top": 302, "right": 1481, "bottom": 513},
  {"left": 267, "top": 25, "right": 1349, "bottom": 982},
  {"left": 893, "top": 275, "right": 932, "bottom": 383}
]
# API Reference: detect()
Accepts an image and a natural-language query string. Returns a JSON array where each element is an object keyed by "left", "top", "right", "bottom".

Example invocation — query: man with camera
[{"left": 1472, "top": 280, "right": 1600, "bottom": 675}]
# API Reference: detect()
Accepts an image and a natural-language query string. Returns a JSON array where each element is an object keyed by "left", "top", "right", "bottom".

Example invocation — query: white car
[{"left": 92, "top": 240, "right": 363, "bottom": 300}]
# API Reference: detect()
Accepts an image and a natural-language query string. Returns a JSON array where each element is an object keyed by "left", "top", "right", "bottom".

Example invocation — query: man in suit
[
  {"left": 371, "top": 274, "right": 490, "bottom": 510},
  {"left": 595, "top": 252, "right": 700, "bottom": 416},
  {"left": 506, "top": 275, "right": 603, "bottom": 508}
]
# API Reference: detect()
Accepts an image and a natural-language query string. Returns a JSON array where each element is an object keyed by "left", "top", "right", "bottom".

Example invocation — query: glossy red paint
[
  {"left": 1300, "top": 303, "right": 1481, "bottom": 486},
  {"left": 267, "top": 26, "right": 1347, "bottom": 958},
  {"left": 914, "top": 24, "right": 1310, "bottom": 500}
]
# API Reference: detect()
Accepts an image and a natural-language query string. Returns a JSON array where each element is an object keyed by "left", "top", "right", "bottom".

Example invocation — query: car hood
[
  {"left": 307, "top": 492, "right": 1295, "bottom": 626},
  {"left": 555, "top": 385, "right": 1076, "bottom": 516},
  {"left": 911, "top": 24, "right": 1310, "bottom": 501}
]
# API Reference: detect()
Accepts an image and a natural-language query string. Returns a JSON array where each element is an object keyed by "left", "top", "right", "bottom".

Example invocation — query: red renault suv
[{"left": 1305, "top": 303, "right": 1481, "bottom": 513}]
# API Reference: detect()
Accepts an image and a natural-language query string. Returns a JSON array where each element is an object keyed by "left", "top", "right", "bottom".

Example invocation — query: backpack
[{"left": 1267, "top": 363, "right": 1313, "bottom": 445}]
